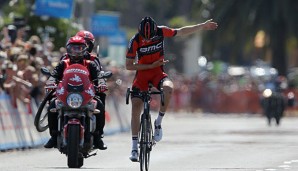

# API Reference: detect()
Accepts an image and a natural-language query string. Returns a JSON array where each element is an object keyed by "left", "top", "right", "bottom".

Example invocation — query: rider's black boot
[
  {"left": 93, "top": 134, "right": 107, "bottom": 150},
  {"left": 44, "top": 136, "right": 57, "bottom": 148},
  {"left": 45, "top": 113, "right": 58, "bottom": 149}
]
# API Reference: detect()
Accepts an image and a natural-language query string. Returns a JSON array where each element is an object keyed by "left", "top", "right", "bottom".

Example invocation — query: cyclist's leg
[
  {"left": 154, "top": 77, "right": 174, "bottom": 142},
  {"left": 130, "top": 87, "right": 144, "bottom": 161},
  {"left": 131, "top": 96, "right": 143, "bottom": 140},
  {"left": 155, "top": 77, "right": 174, "bottom": 123},
  {"left": 158, "top": 77, "right": 174, "bottom": 114},
  {"left": 130, "top": 81, "right": 147, "bottom": 138}
]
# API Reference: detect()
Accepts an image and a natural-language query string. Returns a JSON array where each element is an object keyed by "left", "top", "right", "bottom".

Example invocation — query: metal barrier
[{"left": 0, "top": 92, "right": 130, "bottom": 151}]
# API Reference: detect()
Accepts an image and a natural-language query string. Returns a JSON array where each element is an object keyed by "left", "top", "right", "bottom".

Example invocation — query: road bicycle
[{"left": 126, "top": 86, "right": 164, "bottom": 171}]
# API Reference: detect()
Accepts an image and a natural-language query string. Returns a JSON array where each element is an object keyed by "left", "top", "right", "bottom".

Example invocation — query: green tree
[
  {"left": 1, "top": 0, "right": 78, "bottom": 49},
  {"left": 206, "top": 0, "right": 298, "bottom": 76}
]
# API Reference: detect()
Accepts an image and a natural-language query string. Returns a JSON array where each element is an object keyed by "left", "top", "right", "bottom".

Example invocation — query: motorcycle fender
[{"left": 63, "top": 119, "right": 85, "bottom": 146}]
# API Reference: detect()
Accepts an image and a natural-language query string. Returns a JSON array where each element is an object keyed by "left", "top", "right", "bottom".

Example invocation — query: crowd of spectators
[
  {"left": 0, "top": 24, "right": 63, "bottom": 108},
  {"left": 152, "top": 69, "right": 262, "bottom": 114},
  {"left": 0, "top": 22, "right": 295, "bottom": 115},
  {"left": 0, "top": 22, "right": 135, "bottom": 112}
]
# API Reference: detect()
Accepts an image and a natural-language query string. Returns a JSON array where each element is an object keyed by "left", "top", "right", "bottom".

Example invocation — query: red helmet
[
  {"left": 138, "top": 16, "right": 157, "bottom": 40},
  {"left": 76, "top": 30, "right": 95, "bottom": 53},
  {"left": 66, "top": 36, "right": 87, "bottom": 63}
]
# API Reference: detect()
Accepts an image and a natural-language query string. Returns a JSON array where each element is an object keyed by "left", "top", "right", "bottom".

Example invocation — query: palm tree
[{"left": 204, "top": 0, "right": 298, "bottom": 76}]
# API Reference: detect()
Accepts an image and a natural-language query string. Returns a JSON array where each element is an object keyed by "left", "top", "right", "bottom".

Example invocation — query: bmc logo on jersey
[{"left": 139, "top": 42, "right": 163, "bottom": 54}]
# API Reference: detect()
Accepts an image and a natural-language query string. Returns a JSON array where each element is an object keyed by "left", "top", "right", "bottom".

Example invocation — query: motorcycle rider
[
  {"left": 75, "top": 31, "right": 108, "bottom": 149},
  {"left": 261, "top": 76, "right": 287, "bottom": 126},
  {"left": 44, "top": 36, "right": 107, "bottom": 150},
  {"left": 61, "top": 30, "right": 102, "bottom": 70},
  {"left": 60, "top": 31, "right": 108, "bottom": 149}
]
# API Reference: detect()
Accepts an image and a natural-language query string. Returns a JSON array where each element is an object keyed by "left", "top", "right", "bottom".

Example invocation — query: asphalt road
[{"left": 1, "top": 112, "right": 298, "bottom": 171}]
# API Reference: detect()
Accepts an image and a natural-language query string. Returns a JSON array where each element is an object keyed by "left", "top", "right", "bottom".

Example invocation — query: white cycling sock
[
  {"left": 155, "top": 111, "right": 165, "bottom": 126},
  {"left": 132, "top": 135, "right": 138, "bottom": 151}
]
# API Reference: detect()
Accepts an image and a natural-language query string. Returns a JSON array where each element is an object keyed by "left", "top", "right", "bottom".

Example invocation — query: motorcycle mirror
[{"left": 40, "top": 67, "right": 51, "bottom": 76}]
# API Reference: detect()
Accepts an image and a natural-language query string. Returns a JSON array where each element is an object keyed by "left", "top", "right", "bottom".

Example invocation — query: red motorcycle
[{"left": 34, "top": 64, "right": 112, "bottom": 168}]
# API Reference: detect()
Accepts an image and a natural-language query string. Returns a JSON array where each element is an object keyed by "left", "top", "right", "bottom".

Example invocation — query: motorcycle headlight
[
  {"left": 66, "top": 93, "right": 83, "bottom": 108},
  {"left": 263, "top": 89, "right": 272, "bottom": 98}
]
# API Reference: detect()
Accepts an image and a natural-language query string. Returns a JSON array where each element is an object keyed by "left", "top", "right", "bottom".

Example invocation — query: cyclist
[
  {"left": 44, "top": 36, "right": 106, "bottom": 150},
  {"left": 126, "top": 16, "right": 218, "bottom": 161}
]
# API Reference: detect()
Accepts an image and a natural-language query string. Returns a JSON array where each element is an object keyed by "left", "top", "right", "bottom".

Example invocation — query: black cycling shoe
[
  {"left": 94, "top": 138, "right": 107, "bottom": 150},
  {"left": 44, "top": 137, "right": 57, "bottom": 148}
]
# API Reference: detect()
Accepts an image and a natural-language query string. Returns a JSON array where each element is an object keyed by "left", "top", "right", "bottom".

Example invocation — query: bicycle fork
[{"left": 141, "top": 113, "right": 155, "bottom": 151}]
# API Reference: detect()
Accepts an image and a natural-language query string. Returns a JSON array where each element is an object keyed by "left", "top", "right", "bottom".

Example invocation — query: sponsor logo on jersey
[{"left": 139, "top": 42, "right": 163, "bottom": 54}]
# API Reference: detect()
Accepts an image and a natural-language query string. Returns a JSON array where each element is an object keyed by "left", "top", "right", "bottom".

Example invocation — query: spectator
[{"left": 0, "top": 51, "right": 8, "bottom": 90}]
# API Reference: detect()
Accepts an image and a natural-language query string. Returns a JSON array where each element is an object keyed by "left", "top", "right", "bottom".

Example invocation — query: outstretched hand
[{"left": 203, "top": 19, "right": 218, "bottom": 30}]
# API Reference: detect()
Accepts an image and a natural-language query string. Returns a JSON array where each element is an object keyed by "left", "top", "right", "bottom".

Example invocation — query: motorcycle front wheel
[{"left": 67, "top": 124, "right": 81, "bottom": 168}]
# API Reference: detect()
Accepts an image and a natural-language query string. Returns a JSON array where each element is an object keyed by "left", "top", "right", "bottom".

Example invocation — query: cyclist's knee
[
  {"left": 162, "top": 84, "right": 173, "bottom": 96},
  {"left": 162, "top": 79, "right": 174, "bottom": 90}
]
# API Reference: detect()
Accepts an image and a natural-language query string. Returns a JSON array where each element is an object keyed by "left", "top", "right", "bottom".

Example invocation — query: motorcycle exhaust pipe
[{"left": 93, "top": 109, "right": 100, "bottom": 114}]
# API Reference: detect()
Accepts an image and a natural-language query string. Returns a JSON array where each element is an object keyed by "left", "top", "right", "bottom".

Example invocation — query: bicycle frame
[{"left": 126, "top": 86, "right": 164, "bottom": 171}]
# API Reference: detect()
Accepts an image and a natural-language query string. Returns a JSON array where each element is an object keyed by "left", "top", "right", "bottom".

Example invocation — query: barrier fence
[{"left": 0, "top": 92, "right": 130, "bottom": 151}]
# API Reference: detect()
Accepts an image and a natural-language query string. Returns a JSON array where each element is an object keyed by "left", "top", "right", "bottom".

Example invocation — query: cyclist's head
[
  {"left": 138, "top": 16, "right": 157, "bottom": 40},
  {"left": 66, "top": 36, "right": 87, "bottom": 63},
  {"left": 75, "top": 30, "right": 95, "bottom": 53}
]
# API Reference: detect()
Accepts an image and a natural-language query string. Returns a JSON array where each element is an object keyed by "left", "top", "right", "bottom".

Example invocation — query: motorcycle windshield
[{"left": 56, "top": 64, "right": 95, "bottom": 106}]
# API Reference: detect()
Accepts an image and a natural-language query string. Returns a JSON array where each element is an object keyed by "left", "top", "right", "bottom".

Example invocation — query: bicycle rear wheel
[{"left": 139, "top": 116, "right": 152, "bottom": 171}]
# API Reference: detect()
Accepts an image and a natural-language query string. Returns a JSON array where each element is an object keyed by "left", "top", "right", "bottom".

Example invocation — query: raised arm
[{"left": 175, "top": 19, "right": 218, "bottom": 36}]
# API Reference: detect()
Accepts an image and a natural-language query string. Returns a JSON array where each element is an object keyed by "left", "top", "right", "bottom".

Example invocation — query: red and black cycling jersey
[
  {"left": 51, "top": 58, "right": 99, "bottom": 86},
  {"left": 126, "top": 26, "right": 177, "bottom": 64},
  {"left": 126, "top": 26, "right": 177, "bottom": 91},
  {"left": 60, "top": 52, "right": 102, "bottom": 71}
]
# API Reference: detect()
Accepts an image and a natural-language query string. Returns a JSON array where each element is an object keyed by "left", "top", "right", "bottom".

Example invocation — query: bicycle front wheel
[{"left": 139, "top": 116, "right": 152, "bottom": 171}]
